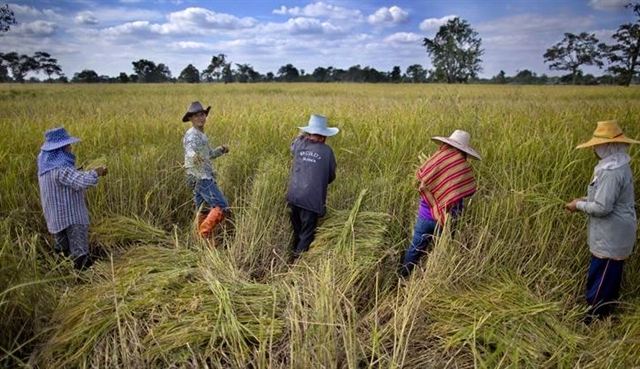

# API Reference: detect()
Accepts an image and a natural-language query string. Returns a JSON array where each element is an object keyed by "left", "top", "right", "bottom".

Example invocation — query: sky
[{"left": 1, "top": 0, "right": 637, "bottom": 80}]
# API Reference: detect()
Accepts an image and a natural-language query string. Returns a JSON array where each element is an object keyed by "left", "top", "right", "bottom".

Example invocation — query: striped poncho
[{"left": 417, "top": 145, "right": 476, "bottom": 226}]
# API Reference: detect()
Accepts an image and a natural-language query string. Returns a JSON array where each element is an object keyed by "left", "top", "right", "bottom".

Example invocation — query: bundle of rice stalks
[
  {"left": 91, "top": 214, "right": 171, "bottom": 252},
  {"left": 32, "top": 246, "right": 284, "bottom": 368}
]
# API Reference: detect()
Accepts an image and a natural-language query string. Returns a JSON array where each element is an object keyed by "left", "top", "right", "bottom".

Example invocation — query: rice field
[{"left": 1, "top": 82, "right": 640, "bottom": 368}]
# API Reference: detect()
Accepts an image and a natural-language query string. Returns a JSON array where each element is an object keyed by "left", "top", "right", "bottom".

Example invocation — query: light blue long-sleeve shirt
[{"left": 576, "top": 164, "right": 637, "bottom": 260}]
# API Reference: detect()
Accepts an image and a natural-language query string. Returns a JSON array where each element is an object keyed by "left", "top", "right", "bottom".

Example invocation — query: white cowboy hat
[
  {"left": 298, "top": 114, "right": 339, "bottom": 137},
  {"left": 431, "top": 130, "right": 481, "bottom": 160},
  {"left": 182, "top": 101, "right": 211, "bottom": 122}
]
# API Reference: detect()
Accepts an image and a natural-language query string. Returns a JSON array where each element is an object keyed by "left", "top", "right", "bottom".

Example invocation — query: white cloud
[
  {"left": 384, "top": 32, "right": 422, "bottom": 43},
  {"left": 12, "top": 21, "right": 58, "bottom": 37},
  {"left": 272, "top": 2, "right": 362, "bottom": 19},
  {"left": 368, "top": 6, "right": 410, "bottom": 26},
  {"left": 261, "top": 17, "right": 347, "bottom": 35},
  {"left": 8, "top": 4, "right": 42, "bottom": 17},
  {"left": 419, "top": 15, "right": 457, "bottom": 31},
  {"left": 75, "top": 11, "right": 98, "bottom": 25},
  {"left": 588, "top": 0, "right": 629, "bottom": 10},
  {"left": 166, "top": 7, "right": 258, "bottom": 30}
]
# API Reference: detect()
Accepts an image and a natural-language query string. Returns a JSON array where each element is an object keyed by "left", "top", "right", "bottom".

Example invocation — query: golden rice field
[{"left": 1, "top": 82, "right": 640, "bottom": 368}]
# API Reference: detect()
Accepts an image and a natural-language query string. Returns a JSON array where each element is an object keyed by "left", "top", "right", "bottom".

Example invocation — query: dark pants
[
  {"left": 586, "top": 255, "right": 624, "bottom": 318},
  {"left": 399, "top": 217, "right": 441, "bottom": 278},
  {"left": 54, "top": 224, "right": 93, "bottom": 270},
  {"left": 289, "top": 204, "right": 319, "bottom": 259}
]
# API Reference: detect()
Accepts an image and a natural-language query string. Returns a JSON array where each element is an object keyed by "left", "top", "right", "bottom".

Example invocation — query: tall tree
[
  {"left": 179, "top": 64, "right": 200, "bottom": 83},
  {"left": 202, "top": 53, "right": 227, "bottom": 82},
  {"left": 423, "top": 17, "right": 484, "bottom": 83},
  {"left": 390, "top": 66, "right": 402, "bottom": 82},
  {"left": 34, "top": 51, "right": 63, "bottom": 82},
  {"left": 0, "top": 3, "right": 17, "bottom": 34},
  {"left": 543, "top": 32, "right": 607, "bottom": 85},
  {"left": 2, "top": 52, "right": 37, "bottom": 83},
  {"left": 607, "top": 2, "right": 640, "bottom": 86}
]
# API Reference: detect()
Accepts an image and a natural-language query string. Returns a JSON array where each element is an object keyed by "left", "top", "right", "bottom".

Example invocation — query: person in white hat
[
  {"left": 182, "top": 101, "right": 230, "bottom": 245},
  {"left": 286, "top": 114, "right": 339, "bottom": 262},
  {"left": 37, "top": 127, "right": 108, "bottom": 270},
  {"left": 399, "top": 129, "right": 481, "bottom": 278},
  {"left": 565, "top": 120, "right": 639, "bottom": 323}
]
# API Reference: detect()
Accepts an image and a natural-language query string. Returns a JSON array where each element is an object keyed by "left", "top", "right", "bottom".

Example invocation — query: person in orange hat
[
  {"left": 565, "top": 120, "right": 639, "bottom": 323},
  {"left": 399, "top": 129, "right": 481, "bottom": 278}
]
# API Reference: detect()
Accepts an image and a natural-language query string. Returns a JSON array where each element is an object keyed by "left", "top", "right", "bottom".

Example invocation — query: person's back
[{"left": 286, "top": 135, "right": 336, "bottom": 217}]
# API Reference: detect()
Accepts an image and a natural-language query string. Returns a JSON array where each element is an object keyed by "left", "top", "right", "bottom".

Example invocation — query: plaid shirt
[
  {"left": 183, "top": 127, "right": 224, "bottom": 180},
  {"left": 38, "top": 167, "right": 99, "bottom": 234}
]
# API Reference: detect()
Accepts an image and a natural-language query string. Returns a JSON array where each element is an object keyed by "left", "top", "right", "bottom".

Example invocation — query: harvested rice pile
[{"left": 32, "top": 246, "right": 284, "bottom": 368}]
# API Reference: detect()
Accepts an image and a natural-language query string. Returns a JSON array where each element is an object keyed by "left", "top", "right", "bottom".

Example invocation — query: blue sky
[{"left": 2, "top": 0, "right": 636, "bottom": 79}]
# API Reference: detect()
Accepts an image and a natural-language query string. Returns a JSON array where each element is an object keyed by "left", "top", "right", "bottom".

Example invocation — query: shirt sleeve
[
  {"left": 328, "top": 150, "right": 336, "bottom": 184},
  {"left": 290, "top": 134, "right": 304, "bottom": 154},
  {"left": 576, "top": 171, "right": 618, "bottom": 217},
  {"left": 56, "top": 167, "right": 99, "bottom": 191},
  {"left": 210, "top": 146, "right": 224, "bottom": 159}
]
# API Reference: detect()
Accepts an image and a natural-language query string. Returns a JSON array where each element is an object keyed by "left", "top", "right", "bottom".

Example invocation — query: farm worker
[
  {"left": 565, "top": 120, "right": 639, "bottom": 323},
  {"left": 37, "top": 127, "right": 108, "bottom": 270},
  {"left": 286, "top": 114, "right": 339, "bottom": 262},
  {"left": 182, "top": 101, "right": 230, "bottom": 244},
  {"left": 399, "top": 130, "right": 481, "bottom": 278}
]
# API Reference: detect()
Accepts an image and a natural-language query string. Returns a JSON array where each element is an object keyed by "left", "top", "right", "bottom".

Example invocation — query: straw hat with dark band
[{"left": 576, "top": 120, "right": 640, "bottom": 149}]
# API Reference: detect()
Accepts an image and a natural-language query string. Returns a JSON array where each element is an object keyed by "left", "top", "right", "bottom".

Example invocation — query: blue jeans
[
  {"left": 586, "top": 255, "right": 624, "bottom": 318},
  {"left": 399, "top": 217, "right": 440, "bottom": 278},
  {"left": 187, "top": 176, "right": 229, "bottom": 213}
]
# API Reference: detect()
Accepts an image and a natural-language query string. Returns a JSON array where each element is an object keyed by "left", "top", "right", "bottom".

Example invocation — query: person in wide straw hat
[
  {"left": 286, "top": 114, "right": 339, "bottom": 262},
  {"left": 37, "top": 127, "right": 108, "bottom": 271},
  {"left": 565, "top": 120, "right": 639, "bottom": 323},
  {"left": 181, "top": 101, "right": 230, "bottom": 246},
  {"left": 399, "top": 129, "right": 481, "bottom": 278}
]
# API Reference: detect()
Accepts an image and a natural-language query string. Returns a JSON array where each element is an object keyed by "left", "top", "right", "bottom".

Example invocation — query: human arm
[
  {"left": 56, "top": 166, "right": 104, "bottom": 191},
  {"left": 290, "top": 133, "right": 305, "bottom": 153},
  {"left": 571, "top": 171, "right": 619, "bottom": 217},
  {"left": 210, "top": 145, "right": 229, "bottom": 159}
]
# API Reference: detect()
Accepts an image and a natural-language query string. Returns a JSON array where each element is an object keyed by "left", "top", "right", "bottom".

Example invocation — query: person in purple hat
[
  {"left": 286, "top": 114, "right": 339, "bottom": 262},
  {"left": 37, "top": 127, "right": 108, "bottom": 270}
]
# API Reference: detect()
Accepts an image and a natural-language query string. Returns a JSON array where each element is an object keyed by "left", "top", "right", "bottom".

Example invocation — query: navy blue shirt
[{"left": 286, "top": 135, "right": 336, "bottom": 216}]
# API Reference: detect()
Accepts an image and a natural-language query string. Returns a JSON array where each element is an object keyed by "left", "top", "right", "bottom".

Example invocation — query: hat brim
[
  {"left": 182, "top": 106, "right": 211, "bottom": 122},
  {"left": 431, "top": 137, "right": 481, "bottom": 160},
  {"left": 299, "top": 126, "right": 339, "bottom": 137},
  {"left": 576, "top": 135, "right": 640, "bottom": 149},
  {"left": 40, "top": 137, "right": 81, "bottom": 151}
]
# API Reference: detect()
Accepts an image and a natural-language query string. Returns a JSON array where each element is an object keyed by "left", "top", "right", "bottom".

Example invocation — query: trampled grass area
[{"left": 1, "top": 83, "right": 640, "bottom": 368}]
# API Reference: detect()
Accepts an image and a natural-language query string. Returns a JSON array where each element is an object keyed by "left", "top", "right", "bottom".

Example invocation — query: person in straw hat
[
  {"left": 182, "top": 101, "right": 230, "bottom": 245},
  {"left": 286, "top": 114, "right": 339, "bottom": 262},
  {"left": 565, "top": 120, "right": 639, "bottom": 323},
  {"left": 399, "top": 129, "right": 481, "bottom": 278},
  {"left": 37, "top": 127, "right": 108, "bottom": 271}
]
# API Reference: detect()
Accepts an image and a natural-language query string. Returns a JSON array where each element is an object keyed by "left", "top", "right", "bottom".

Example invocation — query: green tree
[
  {"left": 34, "top": 51, "right": 63, "bottom": 82},
  {"left": 202, "top": 53, "right": 227, "bottom": 82},
  {"left": 117, "top": 72, "right": 129, "bottom": 83},
  {"left": 277, "top": 63, "right": 299, "bottom": 82},
  {"left": 179, "top": 64, "right": 200, "bottom": 83},
  {"left": 72, "top": 69, "right": 100, "bottom": 83},
  {"left": 543, "top": 32, "right": 607, "bottom": 85},
  {"left": 423, "top": 17, "right": 484, "bottom": 83},
  {"left": 132, "top": 59, "right": 171, "bottom": 83},
  {"left": 1, "top": 52, "right": 37, "bottom": 83},
  {"left": 0, "top": 3, "right": 17, "bottom": 34},
  {"left": 607, "top": 2, "right": 640, "bottom": 86},
  {"left": 390, "top": 66, "right": 402, "bottom": 82},
  {"left": 406, "top": 64, "right": 426, "bottom": 83}
]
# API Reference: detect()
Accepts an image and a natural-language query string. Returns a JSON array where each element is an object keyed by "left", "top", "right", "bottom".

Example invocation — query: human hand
[
  {"left": 220, "top": 145, "right": 229, "bottom": 154},
  {"left": 94, "top": 167, "right": 108, "bottom": 177},
  {"left": 565, "top": 199, "right": 580, "bottom": 212}
]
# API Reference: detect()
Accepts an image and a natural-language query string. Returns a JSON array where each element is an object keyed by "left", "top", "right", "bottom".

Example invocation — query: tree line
[{"left": 1, "top": 2, "right": 639, "bottom": 86}]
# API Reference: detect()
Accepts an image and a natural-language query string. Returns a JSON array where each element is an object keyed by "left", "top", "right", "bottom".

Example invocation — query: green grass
[{"left": 1, "top": 83, "right": 640, "bottom": 368}]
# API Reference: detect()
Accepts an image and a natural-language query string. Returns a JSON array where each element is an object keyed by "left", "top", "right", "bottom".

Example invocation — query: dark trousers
[
  {"left": 586, "top": 255, "right": 624, "bottom": 318},
  {"left": 289, "top": 204, "right": 319, "bottom": 258}
]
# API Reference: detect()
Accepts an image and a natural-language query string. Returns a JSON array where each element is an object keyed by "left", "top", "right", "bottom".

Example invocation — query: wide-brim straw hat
[
  {"left": 40, "top": 127, "right": 81, "bottom": 151},
  {"left": 182, "top": 101, "right": 211, "bottom": 122},
  {"left": 431, "top": 129, "right": 481, "bottom": 160},
  {"left": 576, "top": 120, "right": 640, "bottom": 149},
  {"left": 298, "top": 114, "right": 339, "bottom": 137}
]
